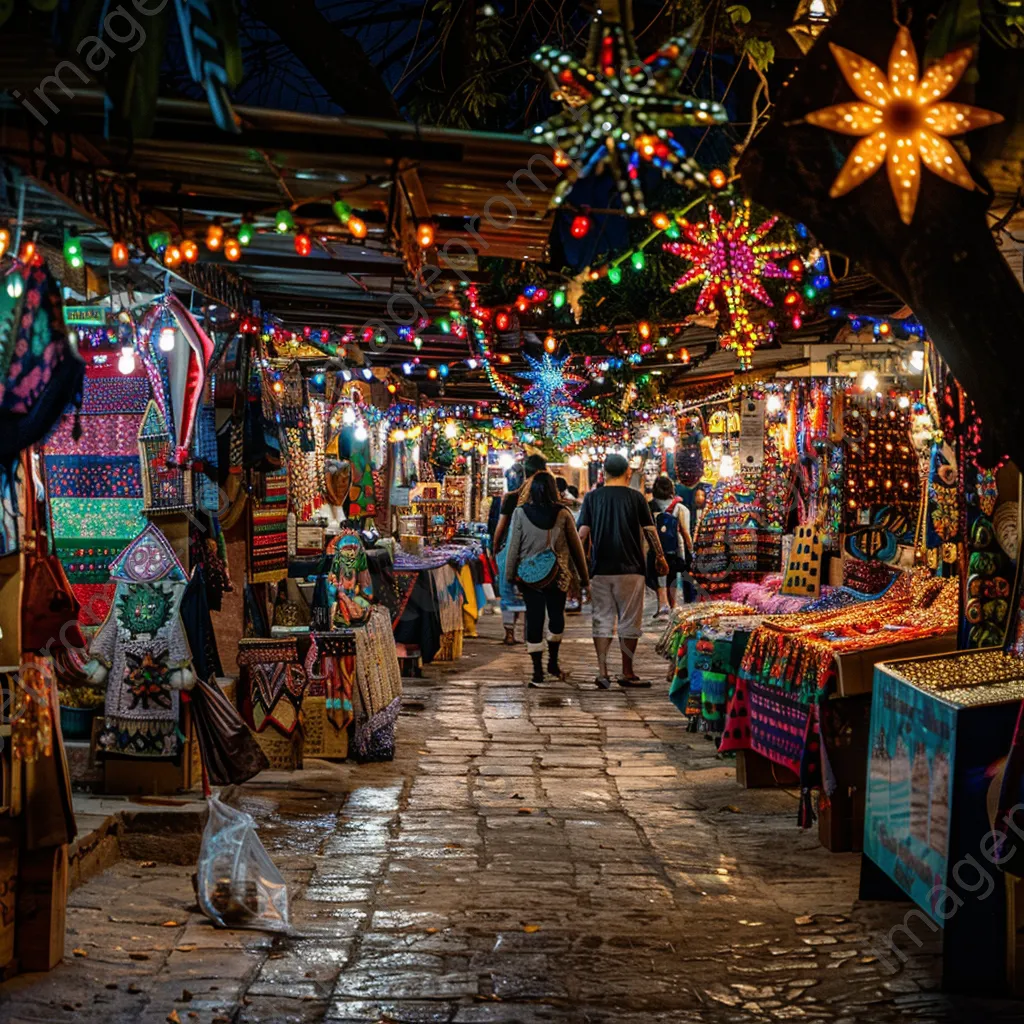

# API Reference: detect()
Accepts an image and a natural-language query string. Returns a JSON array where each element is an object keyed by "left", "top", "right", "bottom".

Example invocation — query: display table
[
  {"left": 392, "top": 544, "right": 486, "bottom": 671},
  {"left": 720, "top": 574, "right": 958, "bottom": 829},
  {"left": 861, "top": 649, "right": 1024, "bottom": 993}
]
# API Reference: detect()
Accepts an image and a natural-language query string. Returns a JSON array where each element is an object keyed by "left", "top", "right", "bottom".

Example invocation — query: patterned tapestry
[
  {"left": 44, "top": 365, "right": 152, "bottom": 622},
  {"left": 250, "top": 468, "right": 289, "bottom": 582},
  {"left": 90, "top": 523, "right": 195, "bottom": 758}
]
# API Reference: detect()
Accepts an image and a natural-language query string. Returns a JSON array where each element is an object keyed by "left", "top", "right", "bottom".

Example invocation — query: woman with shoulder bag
[{"left": 504, "top": 472, "right": 590, "bottom": 686}]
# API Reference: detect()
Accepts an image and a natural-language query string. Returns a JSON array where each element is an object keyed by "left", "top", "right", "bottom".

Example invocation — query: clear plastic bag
[{"left": 197, "top": 793, "right": 290, "bottom": 932}]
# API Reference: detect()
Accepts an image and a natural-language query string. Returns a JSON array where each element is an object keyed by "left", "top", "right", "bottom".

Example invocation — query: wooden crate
[
  {"left": 302, "top": 697, "right": 349, "bottom": 761},
  {"left": 103, "top": 703, "right": 201, "bottom": 796},
  {"left": 253, "top": 728, "right": 304, "bottom": 771},
  {"left": 0, "top": 842, "right": 17, "bottom": 974},
  {"left": 736, "top": 750, "right": 798, "bottom": 789},
  {"left": 16, "top": 844, "right": 66, "bottom": 972},
  {"left": 833, "top": 633, "right": 956, "bottom": 696}
]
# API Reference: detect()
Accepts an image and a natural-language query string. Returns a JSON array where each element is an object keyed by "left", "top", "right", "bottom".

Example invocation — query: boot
[
  {"left": 547, "top": 637, "right": 566, "bottom": 680},
  {"left": 529, "top": 650, "right": 545, "bottom": 687},
  {"left": 503, "top": 625, "right": 517, "bottom": 646}
]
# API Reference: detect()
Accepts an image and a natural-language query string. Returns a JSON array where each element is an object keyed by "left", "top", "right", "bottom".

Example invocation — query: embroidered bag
[{"left": 515, "top": 516, "right": 559, "bottom": 591}]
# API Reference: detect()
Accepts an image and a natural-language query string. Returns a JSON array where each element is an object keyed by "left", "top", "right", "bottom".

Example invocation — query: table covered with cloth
[
  {"left": 392, "top": 544, "right": 491, "bottom": 664},
  {"left": 719, "top": 572, "right": 959, "bottom": 826}
]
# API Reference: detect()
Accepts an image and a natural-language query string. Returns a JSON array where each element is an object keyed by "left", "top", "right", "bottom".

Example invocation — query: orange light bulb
[
  {"left": 709, "top": 168, "right": 728, "bottom": 190},
  {"left": 110, "top": 241, "right": 129, "bottom": 267},
  {"left": 206, "top": 224, "right": 224, "bottom": 251},
  {"left": 416, "top": 223, "right": 435, "bottom": 248},
  {"left": 224, "top": 238, "right": 242, "bottom": 262},
  {"left": 180, "top": 239, "right": 199, "bottom": 263},
  {"left": 348, "top": 216, "right": 368, "bottom": 239}
]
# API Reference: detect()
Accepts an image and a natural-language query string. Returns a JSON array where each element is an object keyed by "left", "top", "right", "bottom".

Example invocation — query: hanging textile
[
  {"left": 340, "top": 425, "right": 376, "bottom": 519},
  {"left": 195, "top": 397, "right": 220, "bottom": 514},
  {"left": 237, "top": 636, "right": 308, "bottom": 736},
  {"left": 305, "top": 632, "right": 356, "bottom": 730},
  {"left": 138, "top": 294, "right": 215, "bottom": 463},
  {"left": 0, "top": 262, "right": 85, "bottom": 467},
  {"left": 45, "top": 364, "right": 151, "bottom": 618},
  {"left": 250, "top": 467, "right": 289, "bottom": 582},
  {"left": 90, "top": 523, "right": 195, "bottom": 758}
]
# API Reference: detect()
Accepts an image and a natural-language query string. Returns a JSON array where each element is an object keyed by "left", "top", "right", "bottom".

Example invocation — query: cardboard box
[{"left": 833, "top": 632, "right": 957, "bottom": 697}]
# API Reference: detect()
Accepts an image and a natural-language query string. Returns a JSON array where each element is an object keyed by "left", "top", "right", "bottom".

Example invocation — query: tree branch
[{"left": 248, "top": 0, "right": 403, "bottom": 120}]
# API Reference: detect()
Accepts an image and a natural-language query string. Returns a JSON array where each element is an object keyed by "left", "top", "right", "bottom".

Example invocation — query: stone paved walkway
[{"left": 2, "top": 611, "right": 1021, "bottom": 1023}]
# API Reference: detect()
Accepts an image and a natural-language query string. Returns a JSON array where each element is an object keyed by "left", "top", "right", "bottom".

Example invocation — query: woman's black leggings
[{"left": 522, "top": 585, "right": 567, "bottom": 652}]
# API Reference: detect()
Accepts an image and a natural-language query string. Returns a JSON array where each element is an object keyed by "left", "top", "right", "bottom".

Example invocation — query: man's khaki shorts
[{"left": 590, "top": 574, "right": 645, "bottom": 639}]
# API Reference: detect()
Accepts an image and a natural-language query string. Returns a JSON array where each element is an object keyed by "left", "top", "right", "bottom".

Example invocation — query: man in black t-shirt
[{"left": 577, "top": 453, "right": 668, "bottom": 689}]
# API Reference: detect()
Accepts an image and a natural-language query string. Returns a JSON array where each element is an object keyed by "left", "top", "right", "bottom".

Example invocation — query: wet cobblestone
[{"left": 1, "top": 613, "right": 1021, "bottom": 1022}]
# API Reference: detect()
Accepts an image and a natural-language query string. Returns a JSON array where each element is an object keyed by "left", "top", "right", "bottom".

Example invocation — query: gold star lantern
[{"left": 805, "top": 26, "right": 1002, "bottom": 224}]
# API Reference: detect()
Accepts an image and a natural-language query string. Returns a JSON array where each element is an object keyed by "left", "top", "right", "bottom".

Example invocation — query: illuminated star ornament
[
  {"left": 664, "top": 201, "right": 796, "bottom": 368},
  {"left": 805, "top": 26, "right": 1003, "bottom": 224},
  {"left": 529, "top": 10, "right": 726, "bottom": 215},
  {"left": 516, "top": 352, "right": 593, "bottom": 449}
]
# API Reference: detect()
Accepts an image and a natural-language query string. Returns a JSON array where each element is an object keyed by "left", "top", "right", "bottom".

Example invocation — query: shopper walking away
[
  {"left": 493, "top": 454, "right": 548, "bottom": 645},
  {"left": 649, "top": 475, "right": 693, "bottom": 615},
  {"left": 504, "top": 471, "right": 590, "bottom": 686},
  {"left": 577, "top": 453, "right": 668, "bottom": 689}
]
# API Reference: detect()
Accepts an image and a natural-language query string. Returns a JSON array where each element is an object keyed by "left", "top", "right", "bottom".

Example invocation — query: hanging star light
[
  {"left": 804, "top": 26, "right": 1003, "bottom": 225},
  {"left": 529, "top": 8, "right": 726, "bottom": 215},
  {"left": 664, "top": 200, "right": 796, "bottom": 368},
  {"left": 515, "top": 352, "right": 592, "bottom": 447}
]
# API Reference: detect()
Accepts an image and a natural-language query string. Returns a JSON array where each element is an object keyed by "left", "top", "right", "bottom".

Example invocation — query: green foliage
[
  {"left": 406, "top": 1, "right": 511, "bottom": 129},
  {"left": 744, "top": 38, "right": 775, "bottom": 72}
]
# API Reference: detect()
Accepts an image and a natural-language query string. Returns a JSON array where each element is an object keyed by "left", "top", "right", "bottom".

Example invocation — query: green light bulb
[
  {"left": 631, "top": 251, "right": 645, "bottom": 271},
  {"left": 608, "top": 267, "right": 622, "bottom": 285},
  {"left": 552, "top": 290, "right": 566, "bottom": 309},
  {"left": 237, "top": 222, "right": 254, "bottom": 247}
]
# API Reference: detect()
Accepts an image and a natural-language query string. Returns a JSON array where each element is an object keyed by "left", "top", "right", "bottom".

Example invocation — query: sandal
[
  {"left": 594, "top": 675, "right": 613, "bottom": 689},
  {"left": 617, "top": 676, "right": 652, "bottom": 688}
]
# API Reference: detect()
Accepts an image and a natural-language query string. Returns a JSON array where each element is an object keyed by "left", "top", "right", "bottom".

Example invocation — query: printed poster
[
  {"left": 739, "top": 399, "right": 765, "bottom": 469},
  {"left": 864, "top": 666, "right": 956, "bottom": 926}
]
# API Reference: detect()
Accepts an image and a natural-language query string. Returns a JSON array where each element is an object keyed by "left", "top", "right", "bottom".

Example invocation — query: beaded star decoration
[
  {"left": 663, "top": 200, "right": 796, "bottom": 368},
  {"left": 529, "top": 13, "right": 726, "bottom": 215},
  {"left": 805, "top": 26, "right": 1003, "bottom": 224},
  {"left": 516, "top": 352, "right": 592, "bottom": 449}
]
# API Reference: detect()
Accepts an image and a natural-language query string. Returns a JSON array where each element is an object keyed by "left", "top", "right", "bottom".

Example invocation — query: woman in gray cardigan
[{"left": 504, "top": 471, "right": 590, "bottom": 685}]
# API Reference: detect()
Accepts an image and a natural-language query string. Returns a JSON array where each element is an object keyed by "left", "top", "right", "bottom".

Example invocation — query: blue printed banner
[{"left": 864, "top": 665, "right": 956, "bottom": 925}]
